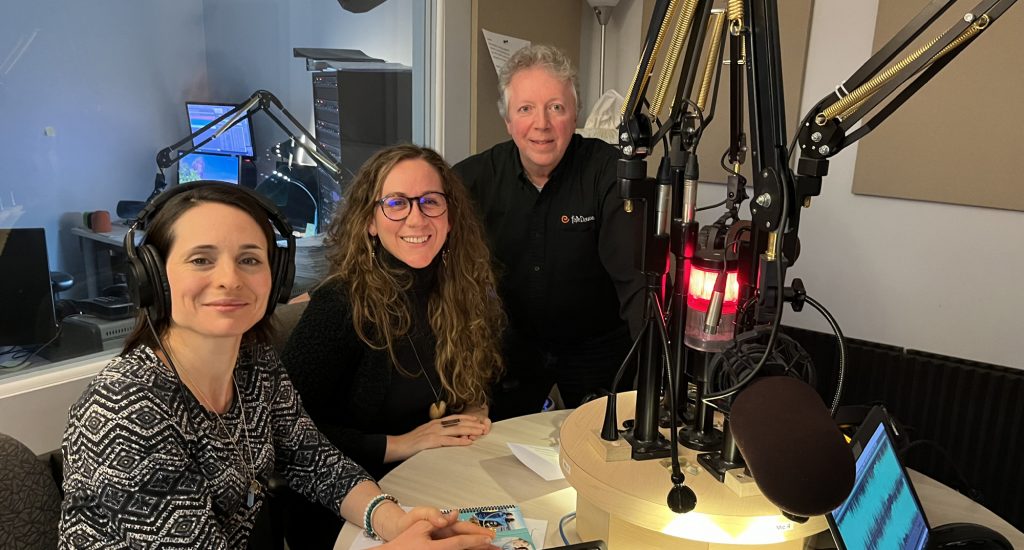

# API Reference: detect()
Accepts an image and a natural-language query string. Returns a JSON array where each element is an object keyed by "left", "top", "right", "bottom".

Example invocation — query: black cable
[
  {"left": 0, "top": 326, "right": 63, "bottom": 370},
  {"left": 899, "top": 439, "right": 984, "bottom": 503},
  {"left": 145, "top": 314, "right": 201, "bottom": 435},
  {"left": 609, "top": 322, "right": 645, "bottom": 396},
  {"left": 652, "top": 289, "right": 696, "bottom": 513},
  {"left": 801, "top": 295, "right": 847, "bottom": 417},
  {"left": 696, "top": 199, "right": 727, "bottom": 212},
  {"left": 720, "top": 149, "right": 742, "bottom": 177},
  {"left": 702, "top": 164, "right": 789, "bottom": 404}
]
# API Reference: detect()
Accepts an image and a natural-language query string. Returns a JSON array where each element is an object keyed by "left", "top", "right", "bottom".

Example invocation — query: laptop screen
[{"left": 828, "top": 409, "right": 930, "bottom": 550}]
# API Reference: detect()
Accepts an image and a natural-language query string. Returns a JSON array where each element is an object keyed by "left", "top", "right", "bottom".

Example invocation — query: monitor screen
[
  {"left": 829, "top": 420, "right": 930, "bottom": 550},
  {"left": 186, "top": 102, "right": 255, "bottom": 157},
  {"left": 178, "top": 152, "right": 239, "bottom": 185},
  {"left": 0, "top": 228, "right": 58, "bottom": 347}
]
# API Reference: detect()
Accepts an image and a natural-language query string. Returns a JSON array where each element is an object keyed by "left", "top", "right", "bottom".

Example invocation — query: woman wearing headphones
[
  {"left": 58, "top": 182, "right": 495, "bottom": 550},
  {"left": 279, "top": 145, "right": 506, "bottom": 547}
]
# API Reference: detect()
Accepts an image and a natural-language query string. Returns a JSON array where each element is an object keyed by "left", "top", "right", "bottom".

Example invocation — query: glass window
[{"left": 0, "top": 0, "right": 434, "bottom": 377}]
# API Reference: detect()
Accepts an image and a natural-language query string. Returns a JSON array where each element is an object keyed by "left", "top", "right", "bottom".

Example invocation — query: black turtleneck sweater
[{"left": 280, "top": 250, "right": 443, "bottom": 481}]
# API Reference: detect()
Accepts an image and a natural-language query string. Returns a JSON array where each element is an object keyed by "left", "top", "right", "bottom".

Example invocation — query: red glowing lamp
[{"left": 686, "top": 264, "right": 740, "bottom": 314}]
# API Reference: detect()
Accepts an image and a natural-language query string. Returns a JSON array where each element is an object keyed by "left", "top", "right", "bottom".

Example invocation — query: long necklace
[
  {"left": 180, "top": 365, "right": 262, "bottom": 508},
  {"left": 406, "top": 334, "right": 446, "bottom": 420}
]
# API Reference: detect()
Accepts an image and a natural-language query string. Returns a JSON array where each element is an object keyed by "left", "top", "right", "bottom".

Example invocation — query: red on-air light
[{"left": 686, "top": 264, "right": 740, "bottom": 314}]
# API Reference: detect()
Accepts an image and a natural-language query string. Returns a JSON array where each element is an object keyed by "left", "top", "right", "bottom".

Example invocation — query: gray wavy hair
[{"left": 497, "top": 44, "right": 580, "bottom": 120}]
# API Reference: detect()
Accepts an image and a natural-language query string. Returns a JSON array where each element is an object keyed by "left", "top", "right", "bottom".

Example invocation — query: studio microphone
[
  {"left": 337, "top": 0, "right": 387, "bottom": 13},
  {"left": 728, "top": 376, "right": 855, "bottom": 518}
]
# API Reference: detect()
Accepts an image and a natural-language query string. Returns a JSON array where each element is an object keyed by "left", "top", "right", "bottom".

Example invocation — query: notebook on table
[
  {"left": 442, "top": 504, "right": 537, "bottom": 550},
  {"left": 348, "top": 503, "right": 544, "bottom": 550}
]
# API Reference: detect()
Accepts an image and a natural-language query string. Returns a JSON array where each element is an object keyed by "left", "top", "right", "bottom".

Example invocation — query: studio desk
[{"left": 336, "top": 392, "right": 1024, "bottom": 549}]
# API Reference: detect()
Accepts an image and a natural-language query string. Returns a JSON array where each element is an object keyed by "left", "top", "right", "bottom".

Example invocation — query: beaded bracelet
[{"left": 363, "top": 493, "right": 400, "bottom": 541}]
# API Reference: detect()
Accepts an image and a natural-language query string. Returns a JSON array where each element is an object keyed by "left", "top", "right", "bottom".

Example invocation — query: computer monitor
[
  {"left": 178, "top": 152, "right": 240, "bottom": 185},
  {"left": 0, "top": 228, "right": 59, "bottom": 347},
  {"left": 186, "top": 102, "right": 255, "bottom": 157}
]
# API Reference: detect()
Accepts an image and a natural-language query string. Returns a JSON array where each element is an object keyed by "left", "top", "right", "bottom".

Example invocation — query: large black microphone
[
  {"left": 728, "top": 376, "right": 854, "bottom": 518},
  {"left": 337, "top": 0, "right": 387, "bottom": 13}
]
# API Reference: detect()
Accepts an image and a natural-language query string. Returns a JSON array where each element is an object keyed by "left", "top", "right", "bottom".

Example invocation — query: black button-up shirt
[{"left": 455, "top": 135, "right": 643, "bottom": 352}]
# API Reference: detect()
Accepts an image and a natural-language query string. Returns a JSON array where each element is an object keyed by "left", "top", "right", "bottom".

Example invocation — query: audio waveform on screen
[{"left": 833, "top": 424, "right": 929, "bottom": 550}]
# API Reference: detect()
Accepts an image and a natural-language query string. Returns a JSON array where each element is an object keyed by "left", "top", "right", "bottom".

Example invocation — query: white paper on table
[
  {"left": 482, "top": 29, "right": 530, "bottom": 77},
  {"left": 348, "top": 517, "right": 548, "bottom": 550},
  {"left": 507, "top": 442, "right": 565, "bottom": 481}
]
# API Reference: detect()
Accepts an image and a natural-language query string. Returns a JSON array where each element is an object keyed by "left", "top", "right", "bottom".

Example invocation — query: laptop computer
[{"left": 827, "top": 405, "right": 1011, "bottom": 550}]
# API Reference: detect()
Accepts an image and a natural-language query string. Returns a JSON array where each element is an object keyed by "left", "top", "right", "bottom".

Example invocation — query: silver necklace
[
  {"left": 181, "top": 366, "right": 262, "bottom": 508},
  {"left": 406, "top": 334, "right": 446, "bottom": 420}
]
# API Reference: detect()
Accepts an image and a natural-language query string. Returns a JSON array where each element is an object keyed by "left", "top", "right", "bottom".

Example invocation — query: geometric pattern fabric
[{"left": 59, "top": 344, "right": 372, "bottom": 549}]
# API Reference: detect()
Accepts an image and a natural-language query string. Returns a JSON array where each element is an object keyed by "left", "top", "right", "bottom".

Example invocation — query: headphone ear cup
[
  {"left": 265, "top": 244, "right": 294, "bottom": 315},
  {"left": 137, "top": 244, "right": 169, "bottom": 323},
  {"left": 127, "top": 249, "right": 152, "bottom": 313},
  {"left": 266, "top": 248, "right": 283, "bottom": 316}
]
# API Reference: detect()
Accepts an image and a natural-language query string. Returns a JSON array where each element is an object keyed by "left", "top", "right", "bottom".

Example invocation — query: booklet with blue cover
[{"left": 444, "top": 504, "right": 537, "bottom": 550}]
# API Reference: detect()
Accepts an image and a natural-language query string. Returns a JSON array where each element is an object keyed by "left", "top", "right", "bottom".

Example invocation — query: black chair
[
  {"left": 0, "top": 433, "right": 62, "bottom": 549},
  {"left": 49, "top": 271, "right": 74, "bottom": 299}
]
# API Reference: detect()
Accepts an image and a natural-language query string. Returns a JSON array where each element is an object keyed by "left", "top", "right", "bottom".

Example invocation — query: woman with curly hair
[{"left": 280, "top": 144, "right": 505, "bottom": 547}]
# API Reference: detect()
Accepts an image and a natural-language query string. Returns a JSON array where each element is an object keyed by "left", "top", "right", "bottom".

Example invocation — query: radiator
[{"left": 784, "top": 326, "right": 1024, "bottom": 531}]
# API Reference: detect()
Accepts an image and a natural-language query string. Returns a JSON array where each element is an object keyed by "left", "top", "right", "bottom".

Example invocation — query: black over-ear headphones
[{"left": 123, "top": 180, "right": 296, "bottom": 323}]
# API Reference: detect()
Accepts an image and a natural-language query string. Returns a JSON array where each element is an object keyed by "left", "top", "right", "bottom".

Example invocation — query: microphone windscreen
[{"left": 729, "top": 376, "right": 854, "bottom": 517}]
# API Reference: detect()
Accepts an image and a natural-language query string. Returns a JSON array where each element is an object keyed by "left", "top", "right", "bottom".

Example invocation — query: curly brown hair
[{"left": 322, "top": 144, "right": 504, "bottom": 408}]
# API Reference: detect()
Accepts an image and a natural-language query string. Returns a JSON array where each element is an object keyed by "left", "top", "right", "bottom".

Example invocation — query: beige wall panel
[
  {"left": 852, "top": 0, "right": 1024, "bottom": 211},
  {"left": 471, "top": 0, "right": 583, "bottom": 153}
]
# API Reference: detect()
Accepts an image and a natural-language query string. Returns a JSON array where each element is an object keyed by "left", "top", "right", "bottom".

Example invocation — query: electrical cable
[
  {"left": 653, "top": 289, "right": 696, "bottom": 513},
  {"left": 558, "top": 511, "right": 577, "bottom": 545},
  {"left": 696, "top": 199, "right": 727, "bottom": 212},
  {"left": 0, "top": 325, "right": 63, "bottom": 370},
  {"left": 898, "top": 439, "right": 984, "bottom": 503},
  {"left": 801, "top": 294, "right": 846, "bottom": 416},
  {"left": 609, "top": 326, "right": 645, "bottom": 397},
  {"left": 702, "top": 163, "right": 789, "bottom": 404}
]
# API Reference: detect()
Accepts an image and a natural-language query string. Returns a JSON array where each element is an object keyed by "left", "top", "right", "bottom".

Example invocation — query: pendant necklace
[
  {"left": 406, "top": 334, "right": 446, "bottom": 420},
  {"left": 181, "top": 366, "right": 262, "bottom": 508}
]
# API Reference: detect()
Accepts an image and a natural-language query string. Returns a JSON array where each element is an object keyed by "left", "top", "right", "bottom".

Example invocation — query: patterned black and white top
[{"left": 58, "top": 343, "right": 373, "bottom": 549}]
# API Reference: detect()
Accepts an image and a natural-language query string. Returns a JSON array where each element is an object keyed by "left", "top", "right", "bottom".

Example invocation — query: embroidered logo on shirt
[{"left": 562, "top": 214, "right": 595, "bottom": 224}]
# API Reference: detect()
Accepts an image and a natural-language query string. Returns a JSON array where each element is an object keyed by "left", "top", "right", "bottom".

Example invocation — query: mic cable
[{"left": 652, "top": 291, "right": 696, "bottom": 513}]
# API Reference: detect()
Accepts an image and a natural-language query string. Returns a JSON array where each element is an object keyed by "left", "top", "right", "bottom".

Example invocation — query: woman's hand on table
[
  {"left": 378, "top": 506, "right": 497, "bottom": 550},
  {"left": 460, "top": 405, "right": 492, "bottom": 440},
  {"left": 384, "top": 414, "right": 489, "bottom": 462}
]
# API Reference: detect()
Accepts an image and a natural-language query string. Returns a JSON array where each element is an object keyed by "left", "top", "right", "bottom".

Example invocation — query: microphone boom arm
[
  {"left": 796, "top": 0, "right": 1016, "bottom": 174},
  {"left": 155, "top": 89, "right": 341, "bottom": 184}
]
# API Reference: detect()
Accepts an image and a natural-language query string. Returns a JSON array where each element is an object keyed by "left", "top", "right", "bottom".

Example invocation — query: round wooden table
[{"left": 335, "top": 410, "right": 577, "bottom": 549}]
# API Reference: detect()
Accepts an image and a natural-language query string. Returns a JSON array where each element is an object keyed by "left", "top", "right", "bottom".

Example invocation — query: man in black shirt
[{"left": 454, "top": 44, "right": 643, "bottom": 419}]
